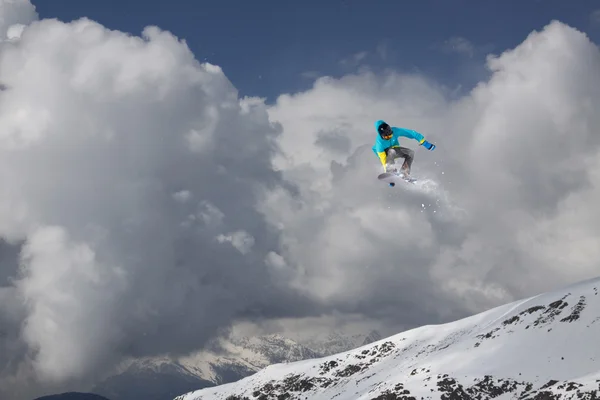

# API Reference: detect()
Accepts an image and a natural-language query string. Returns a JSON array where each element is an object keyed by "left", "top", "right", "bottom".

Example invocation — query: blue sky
[{"left": 31, "top": 0, "right": 600, "bottom": 102}]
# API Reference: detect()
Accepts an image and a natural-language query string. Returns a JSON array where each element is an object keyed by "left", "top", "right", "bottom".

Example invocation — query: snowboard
[{"left": 378, "top": 171, "right": 417, "bottom": 187}]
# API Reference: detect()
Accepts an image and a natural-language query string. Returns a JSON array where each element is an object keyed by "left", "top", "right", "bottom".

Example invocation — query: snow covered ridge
[{"left": 175, "top": 276, "right": 600, "bottom": 399}]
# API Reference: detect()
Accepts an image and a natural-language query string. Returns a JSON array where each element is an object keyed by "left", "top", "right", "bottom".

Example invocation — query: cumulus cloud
[
  {"left": 340, "top": 51, "right": 368, "bottom": 67},
  {"left": 0, "top": 0, "right": 36, "bottom": 40},
  {"left": 0, "top": 2, "right": 313, "bottom": 397},
  {"left": 1, "top": 2, "right": 600, "bottom": 398},
  {"left": 591, "top": 9, "right": 600, "bottom": 26},
  {"left": 376, "top": 42, "right": 388, "bottom": 61},
  {"left": 216, "top": 230, "right": 255, "bottom": 254},
  {"left": 263, "top": 19, "right": 600, "bottom": 327},
  {"left": 438, "top": 36, "right": 475, "bottom": 57}
]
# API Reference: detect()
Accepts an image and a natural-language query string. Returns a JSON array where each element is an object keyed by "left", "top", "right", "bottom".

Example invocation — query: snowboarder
[{"left": 372, "top": 119, "right": 436, "bottom": 179}]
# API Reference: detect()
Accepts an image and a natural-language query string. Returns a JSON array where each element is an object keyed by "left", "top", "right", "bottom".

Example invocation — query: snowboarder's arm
[
  {"left": 393, "top": 127, "right": 436, "bottom": 151},
  {"left": 373, "top": 141, "right": 389, "bottom": 170},
  {"left": 392, "top": 127, "right": 425, "bottom": 143},
  {"left": 376, "top": 151, "right": 387, "bottom": 168}
]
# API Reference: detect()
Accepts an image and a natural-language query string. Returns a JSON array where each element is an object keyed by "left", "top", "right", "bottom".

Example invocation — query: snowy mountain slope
[{"left": 176, "top": 276, "right": 600, "bottom": 400}]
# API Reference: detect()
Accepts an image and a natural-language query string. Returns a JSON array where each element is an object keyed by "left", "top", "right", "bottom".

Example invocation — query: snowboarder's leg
[
  {"left": 384, "top": 147, "right": 399, "bottom": 173},
  {"left": 386, "top": 147, "right": 414, "bottom": 176}
]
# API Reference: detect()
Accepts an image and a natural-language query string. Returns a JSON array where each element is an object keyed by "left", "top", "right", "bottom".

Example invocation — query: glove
[{"left": 421, "top": 140, "right": 436, "bottom": 151}]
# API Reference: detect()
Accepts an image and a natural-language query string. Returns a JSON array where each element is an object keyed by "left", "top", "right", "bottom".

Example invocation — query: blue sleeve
[
  {"left": 373, "top": 138, "right": 386, "bottom": 153},
  {"left": 392, "top": 127, "right": 424, "bottom": 143}
]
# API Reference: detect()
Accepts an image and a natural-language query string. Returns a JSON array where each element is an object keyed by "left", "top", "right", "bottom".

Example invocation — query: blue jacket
[{"left": 372, "top": 119, "right": 425, "bottom": 167}]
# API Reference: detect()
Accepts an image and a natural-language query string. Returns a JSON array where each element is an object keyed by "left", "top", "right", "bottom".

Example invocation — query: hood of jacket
[{"left": 374, "top": 120, "right": 387, "bottom": 131}]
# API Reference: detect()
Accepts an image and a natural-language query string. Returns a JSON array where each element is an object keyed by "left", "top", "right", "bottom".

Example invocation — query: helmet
[{"left": 377, "top": 122, "right": 393, "bottom": 139}]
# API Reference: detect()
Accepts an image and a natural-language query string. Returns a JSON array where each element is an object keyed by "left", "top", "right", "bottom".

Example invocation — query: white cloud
[
  {"left": 0, "top": 0, "right": 36, "bottom": 41},
  {"left": 197, "top": 200, "right": 225, "bottom": 226},
  {"left": 591, "top": 9, "right": 600, "bottom": 26},
  {"left": 300, "top": 70, "right": 321, "bottom": 80},
  {"left": 265, "top": 251, "right": 287, "bottom": 270},
  {"left": 216, "top": 230, "right": 255, "bottom": 254},
  {"left": 376, "top": 42, "right": 388, "bottom": 60},
  {"left": 264, "top": 20, "right": 600, "bottom": 319},
  {"left": 173, "top": 190, "right": 192, "bottom": 203},
  {"left": 6, "top": 23, "right": 25, "bottom": 40},
  {"left": 340, "top": 51, "right": 368, "bottom": 67},
  {"left": 439, "top": 36, "right": 475, "bottom": 57},
  {"left": 16, "top": 226, "right": 127, "bottom": 382},
  {"left": 0, "top": 2, "right": 298, "bottom": 396}
]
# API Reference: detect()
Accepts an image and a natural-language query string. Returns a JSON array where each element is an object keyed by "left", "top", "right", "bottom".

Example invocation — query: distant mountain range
[
  {"left": 299, "top": 330, "right": 382, "bottom": 357},
  {"left": 88, "top": 330, "right": 381, "bottom": 400},
  {"left": 34, "top": 393, "right": 110, "bottom": 400}
]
